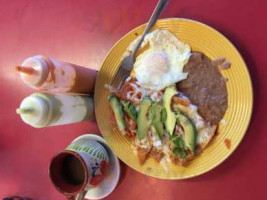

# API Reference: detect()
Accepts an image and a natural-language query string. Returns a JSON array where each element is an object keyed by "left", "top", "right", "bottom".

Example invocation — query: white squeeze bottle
[
  {"left": 15, "top": 55, "right": 97, "bottom": 94},
  {"left": 16, "top": 93, "right": 94, "bottom": 128}
]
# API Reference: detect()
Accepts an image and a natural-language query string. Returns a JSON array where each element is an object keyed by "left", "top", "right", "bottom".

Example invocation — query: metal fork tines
[{"left": 110, "top": 55, "right": 134, "bottom": 90}]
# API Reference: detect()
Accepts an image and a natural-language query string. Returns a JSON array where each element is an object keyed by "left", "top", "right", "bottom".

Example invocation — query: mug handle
[{"left": 66, "top": 189, "right": 88, "bottom": 200}]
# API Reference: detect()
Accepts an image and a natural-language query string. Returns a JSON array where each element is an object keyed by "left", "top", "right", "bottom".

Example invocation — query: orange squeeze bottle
[{"left": 16, "top": 55, "right": 97, "bottom": 94}]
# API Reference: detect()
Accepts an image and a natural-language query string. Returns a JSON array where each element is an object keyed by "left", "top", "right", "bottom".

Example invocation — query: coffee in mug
[{"left": 49, "top": 137, "right": 109, "bottom": 200}]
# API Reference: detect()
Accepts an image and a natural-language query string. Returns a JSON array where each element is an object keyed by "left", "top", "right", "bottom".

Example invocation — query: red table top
[{"left": 0, "top": 0, "right": 266, "bottom": 199}]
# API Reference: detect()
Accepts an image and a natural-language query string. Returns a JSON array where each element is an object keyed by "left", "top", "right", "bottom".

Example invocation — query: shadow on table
[
  {"left": 117, "top": 161, "right": 128, "bottom": 187},
  {"left": 3, "top": 197, "right": 34, "bottom": 200}
]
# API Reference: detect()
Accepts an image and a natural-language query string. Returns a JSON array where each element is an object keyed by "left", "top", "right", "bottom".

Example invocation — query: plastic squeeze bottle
[
  {"left": 15, "top": 55, "right": 97, "bottom": 94},
  {"left": 16, "top": 93, "right": 94, "bottom": 128}
]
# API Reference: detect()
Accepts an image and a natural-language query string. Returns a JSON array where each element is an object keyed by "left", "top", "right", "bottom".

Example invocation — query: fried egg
[{"left": 131, "top": 29, "right": 191, "bottom": 91}]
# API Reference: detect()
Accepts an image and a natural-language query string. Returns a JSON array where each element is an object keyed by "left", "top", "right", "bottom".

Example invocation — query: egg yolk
[{"left": 141, "top": 51, "right": 169, "bottom": 75}]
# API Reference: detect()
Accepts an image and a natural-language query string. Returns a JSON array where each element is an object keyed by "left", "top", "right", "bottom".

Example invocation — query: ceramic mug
[{"left": 49, "top": 138, "right": 109, "bottom": 200}]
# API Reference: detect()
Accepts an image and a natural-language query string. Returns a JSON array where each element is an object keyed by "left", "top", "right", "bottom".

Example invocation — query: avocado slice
[
  {"left": 161, "top": 107, "right": 167, "bottom": 124},
  {"left": 120, "top": 100, "right": 138, "bottom": 121},
  {"left": 163, "top": 86, "right": 177, "bottom": 135},
  {"left": 172, "top": 136, "right": 187, "bottom": 159},
  {"left": 150, "top": 103, "right": 164, "bottom": 139},
  {"left": 175, "top": 112, "right": 196, "bottom": 154},
  {"left": 109, "top": 95, "right": 125, "bottom": 133},
  {"left": 137, "top": 98, "right": 151, "bottom": 140}
]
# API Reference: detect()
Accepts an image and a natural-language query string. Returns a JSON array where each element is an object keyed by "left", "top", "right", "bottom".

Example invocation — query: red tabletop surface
[{"left": 0, "top": 0, "right": 266, "bottom": 199}]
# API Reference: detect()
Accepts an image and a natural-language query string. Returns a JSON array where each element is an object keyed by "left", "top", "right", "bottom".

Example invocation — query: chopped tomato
[
  {"left": 224, "top": 139, "right": 231, "bottom": 149},
  {"left": 124, "top": 115, "right": 136, "bottom": 139},
  {"left": 116, "top": 82, "right": 133, "bottom": 99},
  {"left": 172, "top": 96, "right": 190, "bottom": 106},
  {"left": 125, "top": 130, "right": 135, "bottom": 139}
]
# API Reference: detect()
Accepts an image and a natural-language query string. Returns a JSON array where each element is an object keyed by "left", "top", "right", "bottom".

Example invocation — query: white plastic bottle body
[
  {"left": 17, "top": 93, "right": 94, "bottom": 128},
  {"left": 47, "top": 93, "right": 94, "bottom": 126}
]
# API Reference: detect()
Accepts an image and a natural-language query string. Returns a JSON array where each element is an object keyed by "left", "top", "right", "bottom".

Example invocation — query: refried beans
[{"left": 178, "top": 52, "right": 228, "bottom": 125}]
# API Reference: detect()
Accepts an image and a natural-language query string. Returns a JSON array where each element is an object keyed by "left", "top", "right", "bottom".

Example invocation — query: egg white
[{"left": 132, "top": 29, "right": 191, "bottom": 91}]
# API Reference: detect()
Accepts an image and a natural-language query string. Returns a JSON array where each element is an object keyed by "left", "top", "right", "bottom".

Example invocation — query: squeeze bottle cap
[
  {"left": 16, "top": 95, "right": 50, "bottom": 128},
  {"left": 17, "top": 55, "right": 50, "bottom": 87}
]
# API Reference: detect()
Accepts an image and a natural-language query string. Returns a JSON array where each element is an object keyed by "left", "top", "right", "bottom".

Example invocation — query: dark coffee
[
  {"left": 62, "top": 155, "right": 85, "bottom": 185},
  {"left": 49, "top": 151, "right": 87, "bottom": 193}
]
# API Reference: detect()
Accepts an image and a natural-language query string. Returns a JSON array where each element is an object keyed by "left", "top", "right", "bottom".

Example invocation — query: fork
[{"left": 110, "top": 0, "right": 169, "bottom": 90}]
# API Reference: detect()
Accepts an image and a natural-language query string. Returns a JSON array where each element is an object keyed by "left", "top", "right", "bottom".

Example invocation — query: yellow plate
[{"left": 94, "top": 18, "right": 253, "bottom": 179}]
